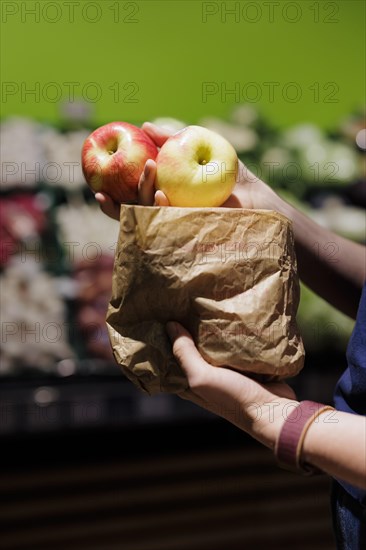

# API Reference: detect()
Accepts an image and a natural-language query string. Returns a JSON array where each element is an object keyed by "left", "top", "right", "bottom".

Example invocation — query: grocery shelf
[
  {"left": 0, "top": 372, "right": 212, "bottom": 437},
  {"left": 0, "top": 346, "right": 346, "bottom": 438},
  {"left": 0, "top": 113, "right": 362, "bottom": 441}
]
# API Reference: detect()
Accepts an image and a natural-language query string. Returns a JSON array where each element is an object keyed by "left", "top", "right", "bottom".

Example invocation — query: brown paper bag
[{"left": 107, "top": 205, "right": 305, "bottom": 394}]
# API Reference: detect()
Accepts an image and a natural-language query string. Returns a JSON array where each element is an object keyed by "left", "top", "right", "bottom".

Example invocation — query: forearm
[
  {"left": 302, "top": 410, "right": 366, "bottom": 489},
  {"left": 185, "top": 389, "right": 366, "bottom": 489},
  {"left": 167, "top": 323, "right": 366, "bottom": 490},
  {"left": 253, "top": 400, "right": 366, "bottom": 489},
  {"left": 258, "top": 182, "right": 366, "bottom": 318}
]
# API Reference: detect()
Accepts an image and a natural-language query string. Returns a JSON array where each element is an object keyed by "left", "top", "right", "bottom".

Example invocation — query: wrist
[
  {"left": 249, "top": 397, "right": 299, "bottom": 450},
  {"left": 250, "top": 178, "right": 290, "bottom": 216},
  {"left": 300, "top": 410, "right": 333, "bottom": 466},
  {"left": 256, "top": 182, "right": 290, "bottom": 214},
  {"left": 275, "top": 401, "right": 335, "bottom": 475}
]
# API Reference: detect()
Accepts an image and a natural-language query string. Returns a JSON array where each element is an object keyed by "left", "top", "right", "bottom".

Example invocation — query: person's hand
[
  {"left": 95, "top": 122, "right": 173, "bottom": 219},
  {"left": 95, "top": 122, "right": 275, "bottom": 219},
  {"left": 221, "top": 160, "right": 274, "bottom": 210},
  {"left": 166, "top": 321, "right": 298, "bottom": 450},
  {"left": 95, "top": 158, "right": 168, "bottom": 220}
]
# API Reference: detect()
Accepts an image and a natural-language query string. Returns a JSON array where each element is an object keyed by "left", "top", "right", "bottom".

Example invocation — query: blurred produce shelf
[
  {"left": 0, "top": 107, "right": 364, "bottom": 434},
  {"left": 0, "top": 374, "right": 212, "bottom": 436},
  {"left": 0, "top": 346, "right": 347, "bottom": 437}
]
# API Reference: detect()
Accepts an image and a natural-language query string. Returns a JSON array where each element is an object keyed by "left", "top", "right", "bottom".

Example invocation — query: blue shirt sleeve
[{"left": 333, "top": 281, "right": 366, "bottom": 504}]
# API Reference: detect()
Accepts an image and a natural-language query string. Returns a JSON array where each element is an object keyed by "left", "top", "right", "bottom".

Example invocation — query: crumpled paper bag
[{"left": 107, "top": 205, "right": 305, "bottom": 394}]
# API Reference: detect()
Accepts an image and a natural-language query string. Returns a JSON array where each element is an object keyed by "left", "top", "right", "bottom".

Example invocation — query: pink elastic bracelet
[{"left": 275, "top": 400, "right": 335, "bottom": 475}]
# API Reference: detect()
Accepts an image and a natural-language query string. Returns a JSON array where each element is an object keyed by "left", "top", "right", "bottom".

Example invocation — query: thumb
[{"left": 166, "top": 322, "right": 209, "bottom": 381}]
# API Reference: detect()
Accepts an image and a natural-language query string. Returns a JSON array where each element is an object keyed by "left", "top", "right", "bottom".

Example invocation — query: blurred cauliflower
[{"left": 0, "top": 258, "right": 74, "bottom": 374}]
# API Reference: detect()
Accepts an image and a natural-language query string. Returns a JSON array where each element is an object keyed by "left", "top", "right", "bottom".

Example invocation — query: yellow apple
[{"left": 155, "top": 125, "right": 238, "bottom": 207}]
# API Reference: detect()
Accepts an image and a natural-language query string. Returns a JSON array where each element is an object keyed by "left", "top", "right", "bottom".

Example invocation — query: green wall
[{"left": 1, "top": 0, "right": 364, "bottom": 128}]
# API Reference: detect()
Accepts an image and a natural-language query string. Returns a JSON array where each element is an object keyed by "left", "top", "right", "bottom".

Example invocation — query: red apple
[{"left": 81, "top": 122, "right": 158, "bottom": 203}]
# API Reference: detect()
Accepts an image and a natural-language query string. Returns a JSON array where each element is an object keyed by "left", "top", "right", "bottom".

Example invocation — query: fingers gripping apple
[{"left": 155, "top": 125, "right": 238, "bottom": 207}]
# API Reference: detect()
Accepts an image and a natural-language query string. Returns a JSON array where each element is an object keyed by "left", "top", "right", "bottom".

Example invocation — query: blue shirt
[{"left": 334, "top": 281, "right": 366, "bottom": 504}]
